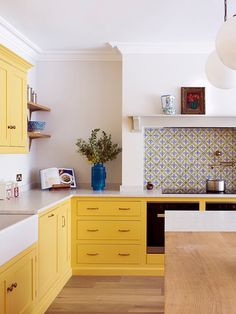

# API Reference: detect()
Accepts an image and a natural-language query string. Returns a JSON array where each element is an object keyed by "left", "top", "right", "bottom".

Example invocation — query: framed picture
[
  {"left": 58, "top": 168, "right": 76, "bottom": 188},
  {"left": 181, "top": 87, "right": 205, "bottom": 114}
]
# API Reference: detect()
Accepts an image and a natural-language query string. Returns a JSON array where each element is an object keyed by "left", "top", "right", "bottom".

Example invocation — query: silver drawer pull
[
  {"left": 86, "top": 253, "right": 99, "bottom": 256},
  {"left": 87, "top": 229, "right": 99, "bottom": 232},
  {"left": 118, "top": 207, "right": 130, "bottom": 210},
  {"left": 118, "top": 253, "right": 130, "bottom": 256},
  {"left": 86, "top": 207, "right": 99, "bottom": 210},
  {"left": 118, "top": 229, "right": 130, "bottom": 232},
  {"left": 157, "top": 213, "right": 165, "bottom": 218}
]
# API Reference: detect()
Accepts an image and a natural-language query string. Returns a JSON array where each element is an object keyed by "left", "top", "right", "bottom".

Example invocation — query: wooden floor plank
[
  {"left": 46, "top": 276, "right": 164, "bottom": 314},
  {"left": 165, "top": 232, "right": 236, "bottom": 314}
]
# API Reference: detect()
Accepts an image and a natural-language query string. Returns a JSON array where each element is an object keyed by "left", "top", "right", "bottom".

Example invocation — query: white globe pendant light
[
  {"left": 205, "top": 51, "right": 236, "bottom": 89},
  {"left": 216, "top": 15, "right": 236, "bottom": 70}
]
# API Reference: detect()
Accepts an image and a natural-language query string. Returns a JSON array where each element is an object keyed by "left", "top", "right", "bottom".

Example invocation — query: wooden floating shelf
[
  {"left": 28, "top": 132, "right": 51, "bottom": 149},
  {"left": 27, "top": 101, "right": 51, "bottom": 149},
  {"left": 27, "top": 102, "right": 51, "bottom": 112},
  {"left": 28, "top": 132, "right": 51, "bottom": 139},
  {"left": 130, "top": 114, "right": 236, "bottom": 131}
]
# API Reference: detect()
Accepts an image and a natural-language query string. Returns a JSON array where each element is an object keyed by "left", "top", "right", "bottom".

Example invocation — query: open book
[{"left": 40, "top": 168, "right": 76, "bottom": 189}]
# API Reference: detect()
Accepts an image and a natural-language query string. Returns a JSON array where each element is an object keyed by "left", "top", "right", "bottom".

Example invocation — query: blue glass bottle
[{"left": 91, "top": 163, "right": 106, "bottom": 191}]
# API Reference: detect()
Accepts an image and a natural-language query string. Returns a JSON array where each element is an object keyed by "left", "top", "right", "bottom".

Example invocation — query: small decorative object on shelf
[
  {"left": 146, "top": 181, "right": 154, "bottom": 190},
  {"left": 27, "top": 85, "right": 37, "bottom": 103},
  {"left": 161, "top": 95, "right": 176, "bottom": 115},
  {"left": 27, "top": 101, "right": 51, "bottom": 149},
  {"left": 28, "top": 121, "right": 46, "bottom": 132},
  {"left": 181, "top": 87, "right": 205, "bottom": 114},
  {"left": 76, "top": 129, "right": 122, "bottom": 191}
]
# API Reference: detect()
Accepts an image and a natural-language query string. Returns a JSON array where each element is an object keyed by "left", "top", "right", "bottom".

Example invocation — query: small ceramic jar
[
  {"left": 146, "top": 181, "right": 154, "bottom": 190},
  {"left": 161, "top": 95, "right": 176, "bottom": 115}
]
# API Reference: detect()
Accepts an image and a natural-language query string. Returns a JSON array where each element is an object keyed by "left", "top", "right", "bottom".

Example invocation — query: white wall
[
  {"left": 121, "top": 53, "right": 236, "bottom": 190},
  {"left": 0, "top": 65, "right": 38, "bottom": 190},
  {"left": 35, "top": 60, "right": 122, "bottom": 188}
]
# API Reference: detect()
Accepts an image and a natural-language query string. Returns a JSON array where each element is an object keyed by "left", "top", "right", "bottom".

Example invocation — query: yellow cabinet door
[
  {"left": 77, "top": 244, "right": 141, "bottom": 264},
  {"left": 0, "top": 246, "right": 36, "bottom": 314},
  {"left": 38, "top": 209, "right": 59, "bottom": 299},
  {"left": 58, "top": 202, "right": 71, "bottom": 274},
  {"left": 77, "top": 220, "right": 141, "bottom": 240},
  {"left": 77, "top": 200, "right": 141, "bottom": 216},
  {"left": 7, "top": 64, "right": 27, "bottom": 148},
  {"left": 0, "top": 60, "right": 10, "bottom": 147},
  {"left": 7, "top": 249, "right": 36, "bottom": 314},
  {"left": 0, "top": 44, "right": 31, "bottom": 153}
]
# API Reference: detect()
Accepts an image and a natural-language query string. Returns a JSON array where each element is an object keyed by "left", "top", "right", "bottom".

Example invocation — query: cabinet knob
[
  {"left": 7, "top": 286, "right": 13, "bottom": 293},
  {"left": 87, "top": 229, "right": 99, "bottom": 232},
  {"left": 118, "top": 207, "right": 130, "bottom": 211},
  {"left": 86, "top": 253, "right": 99, "bottom": 256},
  {"left": 118, "top": 253, "right": 130, "bottom": 256},
  {"left": 7, "top": 282, "right": 17, "bottom": 293}
]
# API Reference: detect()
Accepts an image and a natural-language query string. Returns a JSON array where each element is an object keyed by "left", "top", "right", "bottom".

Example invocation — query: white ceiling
[{"left": 0, "top": 0, "right": 235, "bottom": 51}]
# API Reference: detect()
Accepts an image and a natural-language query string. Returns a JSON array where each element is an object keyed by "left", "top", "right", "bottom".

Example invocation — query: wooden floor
[
  {"left": 46, "top": 276, "right": 164, "bottom": 314},
  {"left": 165, "top": 232, "right": 236, "bottom": 314}
]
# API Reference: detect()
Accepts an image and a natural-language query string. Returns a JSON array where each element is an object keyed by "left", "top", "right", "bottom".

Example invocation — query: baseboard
[{"left": 72, "top": 266, "right": 164, "bottom": 276}]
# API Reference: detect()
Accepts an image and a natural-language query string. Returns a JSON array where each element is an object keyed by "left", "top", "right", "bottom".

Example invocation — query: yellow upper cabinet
[{"left": 0, "top": 45, "right": 32, "bottom": 153}]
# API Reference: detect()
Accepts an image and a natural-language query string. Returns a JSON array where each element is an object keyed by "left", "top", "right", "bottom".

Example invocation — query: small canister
[
  {"left": 0, "top": 182, "right": 6, "bottom": 200},
  {"left": 161, "top": 95, "right": 176, "bottom": 115}
]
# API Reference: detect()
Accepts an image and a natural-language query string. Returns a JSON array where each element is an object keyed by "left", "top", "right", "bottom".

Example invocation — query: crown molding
[
  {"left": 109, "top": 42, "right": 214, "bottom": 54},
  {"left": 0, "top": 16, "right": 41, "bottom": 64},
  {"left": 0, "top": 15, "right": 213, "bottom": 63},
  {"left": 38, "top": 49, "right": 121, "bottom": 62}
]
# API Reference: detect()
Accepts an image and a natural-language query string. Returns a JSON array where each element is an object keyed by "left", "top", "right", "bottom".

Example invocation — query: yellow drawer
[
  {"left": 77, "top": 244, "right": 140, "bottom": 264},
  {"left": 77, "top": 220, "right": 141, "bottom": 240},
  {"left": 77, "top": 201, "right": 141, "bottom": 217},
  {"left": 146, "top": 254, "right": 165, "bottom": 265}
]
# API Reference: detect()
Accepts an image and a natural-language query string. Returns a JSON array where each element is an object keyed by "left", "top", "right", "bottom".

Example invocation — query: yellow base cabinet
[
  {"left": 72, "top": 197, "right": 163, "bottom": 276},
  {"left": 0, "top": 244, "right": 37, "bottom": 314},
  {"left": 36, "top": 200, "right": 71, "bottom": 314},
  {"left": 0, "top": 45, "right": 31, "bottom": 153}
]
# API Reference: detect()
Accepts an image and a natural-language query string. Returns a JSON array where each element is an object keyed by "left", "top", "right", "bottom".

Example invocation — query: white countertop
[
  {"left": 1, "top": 188, "right": 236, "bottom": 215},
  {"left": 165, "top": 210, "right": 236, "bottom": 231},
  {"left": 1, "top": 188, "right": 236, "bottom": 267}
]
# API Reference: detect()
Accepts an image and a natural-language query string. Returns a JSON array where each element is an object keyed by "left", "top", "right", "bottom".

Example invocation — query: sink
[{"left": 0, "top": 214, "right": 38, "bottom": 266}]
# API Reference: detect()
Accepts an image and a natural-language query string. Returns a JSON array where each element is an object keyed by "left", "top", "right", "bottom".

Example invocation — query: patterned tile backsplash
[{"left": 144, "top": 127, "right": 236, "bottom": 192}]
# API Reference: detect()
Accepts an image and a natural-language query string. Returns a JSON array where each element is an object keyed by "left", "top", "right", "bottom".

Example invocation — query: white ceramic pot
[{"left": 161, "top": 95, "right": 176, "bottom": 115}]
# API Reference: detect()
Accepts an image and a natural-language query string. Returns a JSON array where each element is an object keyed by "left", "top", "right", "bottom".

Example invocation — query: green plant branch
[{"left": 76, "top": 129, "right": 122, "bottom": 164}]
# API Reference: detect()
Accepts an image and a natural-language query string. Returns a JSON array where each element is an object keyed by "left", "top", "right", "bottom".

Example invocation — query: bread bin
[{"left": 206, "top": 179, "right": 225, "bottom": 192}]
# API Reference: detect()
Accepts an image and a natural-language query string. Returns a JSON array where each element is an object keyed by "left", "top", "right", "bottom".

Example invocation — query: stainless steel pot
[{"left": 206, "top": 179, "right": 225, "bottom": 192}]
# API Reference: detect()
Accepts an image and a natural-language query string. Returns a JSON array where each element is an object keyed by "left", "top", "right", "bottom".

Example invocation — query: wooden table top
[{"left": 165, "top": 232, "right": 236, "bottom": 314}]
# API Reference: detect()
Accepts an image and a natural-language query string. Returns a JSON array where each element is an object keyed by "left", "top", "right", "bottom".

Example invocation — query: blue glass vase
[{"left": 91, "top": 163, "right": 106, "bottom": 191}]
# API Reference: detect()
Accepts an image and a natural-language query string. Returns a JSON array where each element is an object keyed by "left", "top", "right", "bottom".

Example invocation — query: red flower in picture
[{"left": 187, "top": 93, "right": 200, "bottom": 109}]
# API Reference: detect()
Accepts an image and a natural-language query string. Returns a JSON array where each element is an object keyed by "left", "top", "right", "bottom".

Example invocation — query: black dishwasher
[
  {"left": 147, "top": 202, "right": 199, "bottom": 253},
  {"left": 206, "top": 203, "right": 236, "bottom": 210}
]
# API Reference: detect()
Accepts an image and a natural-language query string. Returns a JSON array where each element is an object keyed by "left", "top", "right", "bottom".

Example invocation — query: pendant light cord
[{"left": 224, "top": 0, "right": 227, "bottom": 21}]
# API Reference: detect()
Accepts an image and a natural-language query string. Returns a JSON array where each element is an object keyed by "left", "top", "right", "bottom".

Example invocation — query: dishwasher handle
[{"left": 157, "top": 213, "right": 165, "bottom": 218}]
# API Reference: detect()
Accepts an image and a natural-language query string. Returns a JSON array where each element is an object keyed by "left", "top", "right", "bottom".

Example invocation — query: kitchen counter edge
[{"left": 1, "top": 188, "right": 236, "bottom": 215}]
